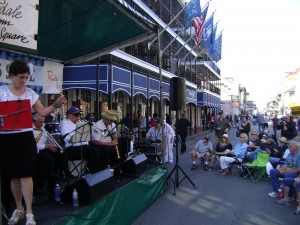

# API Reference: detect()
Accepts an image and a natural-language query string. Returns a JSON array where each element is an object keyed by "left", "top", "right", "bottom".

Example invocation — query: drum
[{"left": 45, "top": 122, "right": 61, "bottom": 134}]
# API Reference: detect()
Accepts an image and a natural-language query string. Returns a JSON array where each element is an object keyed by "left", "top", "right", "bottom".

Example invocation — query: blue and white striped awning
[
  {"left": 133, "top": 72, "right": 147, "bottom": 97},
  {"left": 187, "top": 88, "right": 197, "bottom": 105},
  {"left": 63, "top": 64, "right": 109, "bottom": 94},
  {"left": 112, "top": 66, "right": 131, "bottom": 95}
]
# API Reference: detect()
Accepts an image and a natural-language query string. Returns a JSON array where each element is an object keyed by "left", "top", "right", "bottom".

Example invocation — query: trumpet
[{"left": 46, "top": 131, "right": 65, "bottom": 154}]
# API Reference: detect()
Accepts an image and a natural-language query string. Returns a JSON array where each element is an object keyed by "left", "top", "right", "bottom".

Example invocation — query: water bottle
[
  {"left": 277, "top": 188, "right": 282, "bottom": 199},
  {"left": 108, "top": 165, "right": 114, "bottom": 175},
  {"left": 72, "top": 189, "right": 79, "bottom": 207},
  {"left": 54, "top": 184, "right": 61, "bottom": 202}
]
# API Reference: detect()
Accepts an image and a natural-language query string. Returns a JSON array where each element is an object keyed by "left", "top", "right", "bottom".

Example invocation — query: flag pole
[{"left": 148, "top": 0, "right": 196, "bottom": 49}]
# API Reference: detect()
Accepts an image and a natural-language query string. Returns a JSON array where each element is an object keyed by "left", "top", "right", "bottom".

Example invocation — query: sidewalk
[{"left": 186, "top": 126, "right": 211, "bottom": 140}]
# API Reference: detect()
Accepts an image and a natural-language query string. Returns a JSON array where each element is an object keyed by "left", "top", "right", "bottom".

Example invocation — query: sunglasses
[
  {"left": 252, "top": 133, "right": 258, "bottom": 135},
  {"left": 72, "top": 113, "right": 81, "bottom": 117}
]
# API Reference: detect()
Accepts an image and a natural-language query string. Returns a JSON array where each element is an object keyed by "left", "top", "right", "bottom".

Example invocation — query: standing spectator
[
  {"left": 210, "top": 113, "right": 215, "bottom": 132},
  {"left": 0, "top": 60, "right": 66, "bottom": 225},
  {"left": 268, "top": 140, "right": 300, "bottom": 198},
  {"left": 164, "top": 121, "right": 175, "bottom": 164},
  {"left": 277, "top": 115, "right": 298, "bottom": 140},
  {"left": 213, "top": 110, "right": 231, "bottom": 148},
  {"left": 150, "top": 112, "right": 158, "bottom": 127},
  {"left": 166, "top": 113, "right": 172, "bottom": 126},
  {"left": 272, "top": 114, "right": 279, "bottom": 139},
  {"left": 257, "top": 113, "right": 266, "bottom": 133},
  {"left": 176, "top": 113, "right": 191, "bottom": 154},
  {"left": 238, "top": 116, "right": 251, "bottom": 139}
]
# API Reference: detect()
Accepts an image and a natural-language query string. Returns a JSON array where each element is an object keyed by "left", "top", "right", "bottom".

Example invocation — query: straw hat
[
  {"left": 101, "top": 110, "right": 118, "bottom": 121},
  {"left": 221, "top": 134, "right": 229, "bottom": 139},
  {"left": 278, "top": 137, "right": 288, "bottom": 144}
]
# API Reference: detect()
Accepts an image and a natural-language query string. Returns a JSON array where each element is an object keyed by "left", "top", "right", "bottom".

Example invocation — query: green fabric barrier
[{"left": 55, "top": 165, "right": 167, "bottom": 225}]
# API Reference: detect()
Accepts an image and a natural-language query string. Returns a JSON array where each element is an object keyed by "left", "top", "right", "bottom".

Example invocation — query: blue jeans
[
  {"left": 269, "top": 157, "right": 280, "bottom": 164},
  {"left": 270, "top": 169, "right": 298, "bottom": 192},
  {"left": 247, "top": 148, "right": 264, "bottom": 161},
  {"left": 283, "top": 178, "right": 300, "bottom": 192}
]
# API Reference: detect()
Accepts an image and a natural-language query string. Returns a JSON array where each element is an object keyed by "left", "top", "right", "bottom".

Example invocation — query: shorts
[{"left": 195, "top": 151, "right": 206, "bottom": 158}]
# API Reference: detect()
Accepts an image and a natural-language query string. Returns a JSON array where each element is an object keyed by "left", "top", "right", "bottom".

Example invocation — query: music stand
[
  {"left": 69, "top": 122, "right": 92, "bottom": 180},
  {"left": 0, "top": 100, "right": 32, "bottom": 224},
  {"left": 0, "top": 100, "right": 32, "bottom": 131}
]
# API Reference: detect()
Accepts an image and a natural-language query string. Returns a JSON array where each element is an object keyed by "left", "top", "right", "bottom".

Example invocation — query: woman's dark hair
[{"left": 8, "top": 60, "right": 30, "bottom": 77}]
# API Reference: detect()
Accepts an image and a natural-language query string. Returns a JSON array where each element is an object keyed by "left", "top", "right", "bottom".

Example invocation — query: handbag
[{"left": 236, "top": 129, "right": 240, "bottom": 137}]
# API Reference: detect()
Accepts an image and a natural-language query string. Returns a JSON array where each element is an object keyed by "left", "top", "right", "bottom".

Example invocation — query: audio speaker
[
  {"left": 122, "top": 154, "right": 148, "bottom": 176},
  {"left": 170, "top": 77, "right": 186, "bottom": 111},
  {"left": 61, "top": 169, "right": 115, "bottom": 205}
]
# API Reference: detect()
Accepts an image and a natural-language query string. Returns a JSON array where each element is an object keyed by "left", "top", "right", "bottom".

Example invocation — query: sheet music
[{"left": 72, "top": 122, "right": 91, "bottom": 143}]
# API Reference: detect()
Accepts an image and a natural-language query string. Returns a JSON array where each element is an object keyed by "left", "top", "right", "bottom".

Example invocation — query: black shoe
[
  {"left": 191, "top": 165, "right": 197, "bottom": 170},
  {"left": 204, "top": 165, "right": 209, "bottom": 171},
  {"left": 181, "top": 151, "right": 186, "bottom": 154}
]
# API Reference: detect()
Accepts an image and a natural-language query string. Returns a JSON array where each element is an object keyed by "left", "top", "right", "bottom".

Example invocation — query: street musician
[
  {"left": 92, "top": 110, "right": 122, "bottom": 171},
  {"left": 32, "top": 113, "right": 64, "bottom": 196},
  {"left": 60, "top": 106, "right": 100, "bottom": 174}
]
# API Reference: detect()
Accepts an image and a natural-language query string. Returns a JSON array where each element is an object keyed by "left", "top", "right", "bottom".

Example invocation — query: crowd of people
[{"left": 189, "top": 111, "right": 300, "bottom": 215}]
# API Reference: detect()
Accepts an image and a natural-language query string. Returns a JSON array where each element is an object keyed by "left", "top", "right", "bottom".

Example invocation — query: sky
[{"left": 186, "top": 0, "right": 300, "bottom": 109}]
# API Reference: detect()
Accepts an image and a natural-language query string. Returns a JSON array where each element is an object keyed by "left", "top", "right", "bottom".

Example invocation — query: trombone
[{"left": 46, "top": 131, "right": 65, "bottom": 154}]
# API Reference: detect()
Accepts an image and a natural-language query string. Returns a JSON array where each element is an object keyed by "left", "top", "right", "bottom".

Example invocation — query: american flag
[{"left": 193, "top": 6, "right": 208, "bottom": 44}]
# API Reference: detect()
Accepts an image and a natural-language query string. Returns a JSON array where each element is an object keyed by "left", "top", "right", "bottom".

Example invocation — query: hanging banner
[
  {"left": 42, "top": 60, "right": 63, "bottom": 94},
  {"left": 0, "top": 0, "right": 38, "bottom": 50},
  {"left": 0, "top": 58, "right": 43, "bottom": 86}
]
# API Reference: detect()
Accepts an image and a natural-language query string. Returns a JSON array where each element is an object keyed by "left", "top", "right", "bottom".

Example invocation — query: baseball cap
[
  {"left": 204, "top": 135, "right": 210, "bottom": 140},
  {"left": 67, "top": 106, "right": 80, "bottom": 115},
  {"left": 154, "top": 117, "right": 162, "bottom": 124}
]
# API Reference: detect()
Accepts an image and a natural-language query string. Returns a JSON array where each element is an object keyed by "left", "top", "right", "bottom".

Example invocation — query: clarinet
[{"left": 113, "top": 135, "right": 121, "bottom": 159}]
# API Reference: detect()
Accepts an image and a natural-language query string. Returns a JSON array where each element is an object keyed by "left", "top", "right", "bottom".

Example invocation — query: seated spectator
[
  {"left": 213, "top": 134, "right": 233, "bottom": 172},
  {"left": 261, "top": 134, "right": 267, "bottom": 143},
  {"left": 266, "top": 137, "right": 289, "bottom": 176},
  {"left": 247, "top": 135, "right": 278, "bottom": 161},
  {"left": 268, "top": 140, "right": 300, "bottom": 198},
  {"left": 247, "top": 130, "right": 261, "bottom": 152},
  {"left": 238, "top": 116, "right": 251, "bottom": 139},
  {"left": 220, "top": 133, "right": 248, "bottom": 175},
  {"left": 269, "top": 137, "right": 289, "bottom": 165},
  {"left": 190, "top": 135, "right": 213, "bottom": 171},
  {"left": 276, "top": 175, "right": 300, "bottom": 215}
]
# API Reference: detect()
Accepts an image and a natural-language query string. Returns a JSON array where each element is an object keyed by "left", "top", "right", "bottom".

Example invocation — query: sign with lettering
[
  {"left": 42, "top": 60, "right": 63, "bottom": 94},
  {"left": 0, "top": 0, "right": 38, "bottom": 50}
]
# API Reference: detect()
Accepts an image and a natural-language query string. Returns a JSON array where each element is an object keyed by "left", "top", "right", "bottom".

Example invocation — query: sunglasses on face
[{"left": 72, "top": 113, "right": 81, "bottom": 117}]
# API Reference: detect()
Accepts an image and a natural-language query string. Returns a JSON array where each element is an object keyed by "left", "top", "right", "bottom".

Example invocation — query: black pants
[
  {"left": 180, "top": 134, "right": 187, "bottom": 153},
  {"left": 95, "top": 145, "right": 119, "bottom": 171},
  {"left": 66, "top": 145, "right": 100, "bottom": 174},
  {"left": 33, "top": 149, "right": 58, "bottom": 192}
]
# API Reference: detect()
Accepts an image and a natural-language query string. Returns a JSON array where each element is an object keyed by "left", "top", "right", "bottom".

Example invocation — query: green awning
[
  {"left": 37, "top": 0, "right": 156, "bottom": 63},
  {"left": 0, "top": 0, "right": 156, "bottom": 64}
]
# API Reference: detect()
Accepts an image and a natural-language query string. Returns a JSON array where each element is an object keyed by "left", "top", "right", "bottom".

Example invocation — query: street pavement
[{"left": 132, "top": 124, "right": 299, "bottom": 225}]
